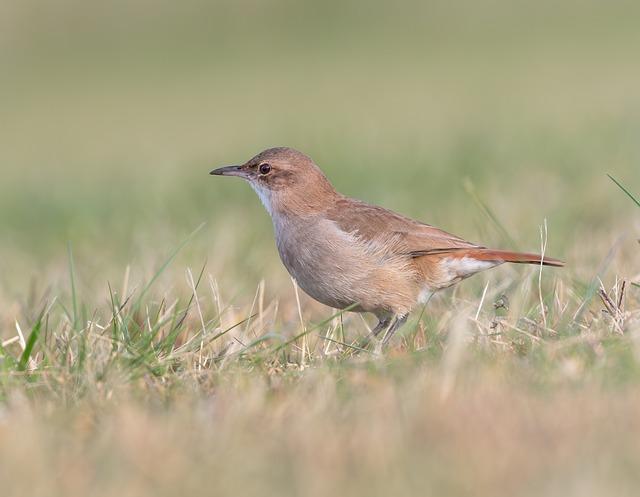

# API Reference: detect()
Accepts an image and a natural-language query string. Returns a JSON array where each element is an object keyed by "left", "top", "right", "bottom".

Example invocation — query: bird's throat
[{"left": 249, "top": 182, "right": 273, "bottom": 216}]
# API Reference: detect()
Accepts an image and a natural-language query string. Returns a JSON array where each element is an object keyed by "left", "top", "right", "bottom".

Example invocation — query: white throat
[{"left": 249, "top": 182, "right": 273, "bottom": 217}]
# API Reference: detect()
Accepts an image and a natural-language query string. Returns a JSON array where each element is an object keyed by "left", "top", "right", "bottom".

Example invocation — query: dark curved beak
[{"left": 209, "top": 165, "right": 246, "bottom": 177}]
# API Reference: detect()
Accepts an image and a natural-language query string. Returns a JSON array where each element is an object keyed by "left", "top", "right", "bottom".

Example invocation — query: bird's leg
[
  {"left": 370, "top": 317, "right": 392, "bottom": 338},
  {"left": 380, "top": 314, "right": 408, "bottom": 346},
  {"left": 358, "top": 314, "right": 408, "bottom": 350},
  {"left": 355, "top": 317, "right": 391, "bottom": 350}
]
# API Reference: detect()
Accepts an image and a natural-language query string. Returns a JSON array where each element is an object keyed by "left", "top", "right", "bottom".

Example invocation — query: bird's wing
[{"left": 325, "top": 197, "right": 482, "bottom": 257}]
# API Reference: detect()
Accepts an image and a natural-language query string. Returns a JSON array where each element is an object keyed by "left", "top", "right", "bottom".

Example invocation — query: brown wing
[{"left": 325, "top": 197, "right": 482, "bottom": 256}]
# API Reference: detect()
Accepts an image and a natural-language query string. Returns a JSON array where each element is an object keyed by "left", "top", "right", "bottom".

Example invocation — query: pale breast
[{"left": 272, "top": 215, "right": 420, "bottom": 316}]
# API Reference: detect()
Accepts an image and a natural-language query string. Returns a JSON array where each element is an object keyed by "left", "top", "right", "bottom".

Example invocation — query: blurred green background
[{"left": 2, "top": 0, "right": 639, "bottom": 302}]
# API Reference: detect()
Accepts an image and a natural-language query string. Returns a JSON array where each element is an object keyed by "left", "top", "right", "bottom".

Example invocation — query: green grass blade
[
  {"left": 68, "top": 243, "right": 79, "bottom": 330},
  {"left": 608, "top": 174, "right": 640, "bottom": 208},
  {"left": 18, "top": 318, "right": 43, "bottom": 371},
  {"left": 191, "top": 314, "right": 256, "bottom": 350},
  {"left": 316, "top": 334, "right": 373, "bottom": 354},
  {"left": 463, "top": 178, "right": 518, "bottom": 249},
  {"left": 126, "top": 223, "right": 205, "bottom": 328},
  {"left": 271, "top": 304, "right": 359, "bottom": 353}
]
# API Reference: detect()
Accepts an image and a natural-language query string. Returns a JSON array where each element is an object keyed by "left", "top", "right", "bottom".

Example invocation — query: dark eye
[{"left": 259, "top": 163, "right": 271, "bottom": 175}]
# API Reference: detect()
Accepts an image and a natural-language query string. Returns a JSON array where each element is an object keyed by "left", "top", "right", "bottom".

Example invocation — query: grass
[
  {"left": 609, "top": 174, "right": 640, "bottom": 209},
  {"left": 2, "top": 1, "right": 640, "bottom": 495},
  {"left": 1, "top": 194, "right": 639, "bottom": 496}
]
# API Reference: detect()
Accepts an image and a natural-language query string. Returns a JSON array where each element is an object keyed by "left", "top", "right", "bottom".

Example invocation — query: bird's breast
[{"left": 271, "top": 215, "right": 419, "bottom": 315}]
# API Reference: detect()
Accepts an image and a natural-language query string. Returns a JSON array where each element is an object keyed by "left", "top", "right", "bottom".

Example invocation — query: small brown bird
[{"left": 211, "top": 147, "right": 563, "bottom": 344}]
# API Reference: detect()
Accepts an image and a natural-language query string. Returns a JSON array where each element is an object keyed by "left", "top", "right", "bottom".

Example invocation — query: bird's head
[{"left": 210, "top": 147, "right": 336, "bottom": 216}]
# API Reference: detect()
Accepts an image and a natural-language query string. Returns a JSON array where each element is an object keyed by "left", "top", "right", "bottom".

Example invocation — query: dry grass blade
[{"left": 598, "top": 282, "right": 626, "bottom": 334}]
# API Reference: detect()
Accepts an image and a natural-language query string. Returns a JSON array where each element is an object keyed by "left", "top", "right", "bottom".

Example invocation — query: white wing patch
[
  {"left": 440, "top": 256, "right": 497, "bottom": 279},
  {"left": 418, "top": 288, "right": 433, "bottom": 304}
]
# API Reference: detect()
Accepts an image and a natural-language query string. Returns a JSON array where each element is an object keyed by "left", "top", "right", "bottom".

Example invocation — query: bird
[{"left": 210, "top": 147, "right": 563, "bottom": 345}]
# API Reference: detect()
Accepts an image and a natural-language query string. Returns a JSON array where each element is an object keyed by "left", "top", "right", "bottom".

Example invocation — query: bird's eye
[{"left": 259, "top": 163, "right": 271, "bottom": 175}]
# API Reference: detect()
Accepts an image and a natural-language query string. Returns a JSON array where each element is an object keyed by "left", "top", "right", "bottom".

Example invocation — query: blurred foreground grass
[{"left": 1, "top": 1, "right": 640, "bottom": 496}]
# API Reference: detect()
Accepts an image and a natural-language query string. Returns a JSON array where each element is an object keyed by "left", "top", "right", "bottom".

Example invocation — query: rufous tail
[{"left": 453, "top": 249, "right": 564, "bottom": 267}]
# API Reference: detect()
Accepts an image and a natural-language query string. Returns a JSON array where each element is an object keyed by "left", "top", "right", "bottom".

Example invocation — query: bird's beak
[{"left": 209, "top": 165, "right": 247, "bottom": 178}]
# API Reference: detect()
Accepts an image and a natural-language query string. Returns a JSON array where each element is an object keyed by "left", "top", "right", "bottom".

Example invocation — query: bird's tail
[{"left": 453, "top": 249, "right": 564, "bottom": 267}]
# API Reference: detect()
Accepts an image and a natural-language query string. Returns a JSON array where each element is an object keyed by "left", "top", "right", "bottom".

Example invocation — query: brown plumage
[{"left": 211, "top": 147, "right": 564, "bottom": 344}]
